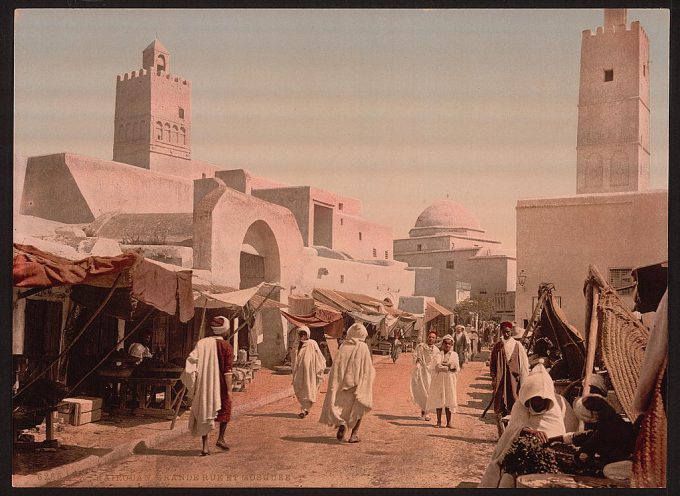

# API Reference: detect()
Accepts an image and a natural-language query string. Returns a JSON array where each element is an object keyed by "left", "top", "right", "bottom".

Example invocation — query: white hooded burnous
[
  {"left": 479, "top": 361, "right": 578, "bottom": 488},
  {"left": 410, "top": 332, "right": 439, "bottom": 415},
  {"left": 319, "top": 323, "right": 375, "bottom": 433},
  {"left": 292, "top": 326, "right": 326, "bottom": 416}
]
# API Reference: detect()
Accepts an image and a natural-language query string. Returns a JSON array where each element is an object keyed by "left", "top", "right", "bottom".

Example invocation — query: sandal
[
  {"left": 303, "top": 410, "right": 309, "bottom": 417},
  {"left": 435, "top": 423, "right": 442, "bottom": 429},
  {"left": 424, "top": 415, "right": 431, "bottom": 421},
  {"left": 348, "top": 435, "right": 360, "bottom": 443},
  {"left": 298, "top": 412, "right": 306, "bottom": 419},
  {"left": 336, "top": 425, "right": 346, "bottom": 441},
  {"left": 200, "top": 450, "right": 210, "bottom": 456},
  {"left": 216, "top": 441, "right": 230, "bottom": 451}
]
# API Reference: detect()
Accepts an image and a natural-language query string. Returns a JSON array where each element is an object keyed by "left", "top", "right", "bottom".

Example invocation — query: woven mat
[
  {"left": 597, "top": 287, "right": 649, "bottom": 421},
  {"left": 631, "top": 360, "right": 667, "bottom": 488}
]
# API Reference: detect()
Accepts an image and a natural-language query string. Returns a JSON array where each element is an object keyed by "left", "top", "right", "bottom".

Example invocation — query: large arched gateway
[{"left": 239, "top": 220, "right": 281, "bottom": 290}]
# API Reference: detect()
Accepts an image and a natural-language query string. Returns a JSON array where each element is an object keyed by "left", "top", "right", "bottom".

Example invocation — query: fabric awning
[
  {"left": 312, "top": 288, "right": 362, "bottom": 313},
  {"left": 335, "top": 290, "right": 383, "bottom": 310},
  {"left": 281, "top": 302, "right": 344, "bottom": 337},
  {"left": 13, "top": 243, "right": 194, "bottom": 322},
  {"left": 194, "top": 282, "right": 288, "bottom": 311},
  {"left": 425, "top": 301, "right": 453, "bottom": 323},
  {"left": 13, "top": 243, "right": 139, "bottom": 288},
  {"left": 348, "top": 311, "right": 386, "bottom": 326}
]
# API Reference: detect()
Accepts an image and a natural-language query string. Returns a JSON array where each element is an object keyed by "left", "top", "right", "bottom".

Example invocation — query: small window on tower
[
  {"left": 604, "top": 69, "right": 614, "bottom": 82},
  {"left": 340, "top": 218, "right": 344, "bottom": 226},
  {"left": 338, "top": 203, "right": 344, "bottom": 211},
  {"left": 417, "top": 244, "right": 422, "bottom": 251},
  {"left": 446, "top": 261, "right": 455, "bottom": 270},
  {"left": 372, "top": 248, "right": 377, "bottom": 258},
  {"left": 384, "top": 251, "right": 389, "bottom": 260},
  {"left": 359, "top": 232, "right": 362, "bottom": 241},
  {"left": 643, "top": 64, "right": 646, "bottom": 77},
  {"left": 178, "top": 107, "right": 184, "bottom": 119}
]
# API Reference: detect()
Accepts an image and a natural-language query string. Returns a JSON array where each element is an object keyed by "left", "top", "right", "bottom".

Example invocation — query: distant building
[
  {"left": 15, "top": 40, "right": 415, "bottom": 368},
  {"left": 393, "top": 199, "right": 516, "bottom": 321},
  {"left": 515, "top": 9, "right": 667, "bottom": 330}
]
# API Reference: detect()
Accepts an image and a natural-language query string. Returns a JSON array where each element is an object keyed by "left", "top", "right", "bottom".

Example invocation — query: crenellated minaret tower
[
  {"left": 576, "top": 9, "right": 650, "bottom": 194},
  {"left": 113, "top": 39, "right": 192, "bottom": 173}
]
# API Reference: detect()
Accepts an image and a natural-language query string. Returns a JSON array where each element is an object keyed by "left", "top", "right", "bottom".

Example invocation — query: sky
[{"left": 13, "top": 9, "right": 670, "bottom": 248}]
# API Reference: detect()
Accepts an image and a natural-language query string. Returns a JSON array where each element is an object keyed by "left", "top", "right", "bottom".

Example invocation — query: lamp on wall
[{"left": 517, "top": 270, "right": 527, "bottom": 291}]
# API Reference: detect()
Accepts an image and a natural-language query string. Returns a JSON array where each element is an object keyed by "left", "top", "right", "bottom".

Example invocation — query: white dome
[{"left": 414, "top": 200, "right": 482, "bottom": 231}]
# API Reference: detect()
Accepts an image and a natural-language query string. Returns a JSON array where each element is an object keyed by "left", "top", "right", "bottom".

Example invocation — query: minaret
[
  {"left": 576, "top": 9, "right": 650, "bottom": 194},
  {"left": 113, "top": 40, "right": 192, "bottom": 172}
]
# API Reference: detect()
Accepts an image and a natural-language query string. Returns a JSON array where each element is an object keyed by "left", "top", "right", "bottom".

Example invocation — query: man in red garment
[{"left": 489, "top": 321, "right": 529, "bottom": 436}]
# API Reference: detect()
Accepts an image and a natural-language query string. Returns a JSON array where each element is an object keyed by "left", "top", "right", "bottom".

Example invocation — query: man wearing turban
[
  {"left": 410, "top": 330, "right": 439, "bottom": 421},
  {"left": 489, "top": 321, "right": 529, "bottom": 435},
  {"left": 319, "top": 323, "right": 375, "bottom": 443},
  {"left": 180, "top": 316, "right": 233, "bottom": 456},
  {"left": 425, "top": 334, "right": 460, "bottom": 428}
]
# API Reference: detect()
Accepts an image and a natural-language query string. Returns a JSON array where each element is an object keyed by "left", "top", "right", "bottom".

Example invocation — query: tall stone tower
[
  {"left": 576, "top": 9, "right": 650, "bottom": 194},
  {"left": 113, "top": 40, "right": 192, "bottom": 173}
]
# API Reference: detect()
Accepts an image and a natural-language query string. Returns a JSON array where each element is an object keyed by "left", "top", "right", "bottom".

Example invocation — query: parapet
[
  {"left": 117, "top": 68, "right": 191, "bottom": 86},
  {"left": 582, "top": 20, "right": 646, "bottom": 40}
]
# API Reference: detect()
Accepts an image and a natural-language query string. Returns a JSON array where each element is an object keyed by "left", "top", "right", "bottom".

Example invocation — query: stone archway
[
  {"left": 239, "top": 220, "right": 284, "bottom": 368},
  {"left": 239, "top": 220, "right": 281, "bottom": 290}
]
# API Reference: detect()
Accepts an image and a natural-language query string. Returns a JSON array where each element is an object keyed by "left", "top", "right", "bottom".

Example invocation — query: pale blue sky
[{"left": 14, "top": 9, "right": 669, "bottom": 247}]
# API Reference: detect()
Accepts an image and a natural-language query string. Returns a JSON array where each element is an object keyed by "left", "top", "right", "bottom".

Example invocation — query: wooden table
[{"left": 98, "top": 374, "right": 183, "bottom": 419}]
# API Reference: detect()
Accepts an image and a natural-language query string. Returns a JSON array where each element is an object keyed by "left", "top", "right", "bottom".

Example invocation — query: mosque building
[
  {"left": 14, "top": 39, "right": 416, "bottom": 367},
  {"left": 393, "top": 199, "right": 517, "bottom": 321}
]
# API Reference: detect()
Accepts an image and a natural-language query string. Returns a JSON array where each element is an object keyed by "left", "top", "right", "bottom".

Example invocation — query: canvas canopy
[
  {"left": 193, "top": 282, "right": 287, "bottom": 311},
  {"left": 13, "top": 243, "right": 194, "bottom": 322},
  {"left": 424, "top": 301, "right": 453, "bottom": 323},
  {"left": 312, "top": 287, "right": 363, "bottom": 313}
]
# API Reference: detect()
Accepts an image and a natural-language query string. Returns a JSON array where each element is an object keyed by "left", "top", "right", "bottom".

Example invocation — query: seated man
[{"left": 479, "top": 361, "right": 579, "bottom": 488}]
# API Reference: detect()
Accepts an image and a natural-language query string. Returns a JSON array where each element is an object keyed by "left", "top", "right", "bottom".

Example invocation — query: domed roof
[{"left": 414, "top": 200, "right": 482, "bottom": 231}]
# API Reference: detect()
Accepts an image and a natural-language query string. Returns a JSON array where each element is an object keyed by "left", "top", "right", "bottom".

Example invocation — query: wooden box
[{"left": 56, "top": 396, "right": 103, "bottom": 426}]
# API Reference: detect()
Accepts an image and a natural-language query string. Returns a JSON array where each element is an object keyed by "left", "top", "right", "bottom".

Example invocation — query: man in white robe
[
  {"left": 319, "top": 323, "right": 375, "bottom": 443},
  {"left": 425, "top": 334, "right": 460, "bottom": 428},
  {"left": 180, "top": 316, "right": 233, "bottom": 456},
  {"left": 479, "top": 361, "right": 578, "bottom": 488},
  {"left": 292, "top": 326, "right": 327, "bottom": 418},
  {"left": 410, "top": 330, "right": 439, "bottom": 421}
]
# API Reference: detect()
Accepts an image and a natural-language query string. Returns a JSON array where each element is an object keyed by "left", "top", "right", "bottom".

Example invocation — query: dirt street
[{"left": 49, "top": 351, "right": 498, "bottom": 488}]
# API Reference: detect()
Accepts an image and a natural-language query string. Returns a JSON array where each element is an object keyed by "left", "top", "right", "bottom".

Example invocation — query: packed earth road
[{"left": 49, "top": 350, "right": 498, "bottom": 488}]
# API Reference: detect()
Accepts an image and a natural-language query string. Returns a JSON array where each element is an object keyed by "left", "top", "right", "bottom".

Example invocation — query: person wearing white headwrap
[
  {"left": 319, "top": 322, "right": 375, "bottom": 443},
  {"left": 292, "top": 326, "right": 327, "bottom": 418},
  {"left": 410, "top": 330, "right": 439, "bottom": 421},
  {"left": 479, "top": 361, "right": 578, "bottom": 488},
  {"left": 180, "top": 315, "right": 233, "bottom": 456},
  {"left": 425, "top": 334, "right": 460, "bottom": 428}
]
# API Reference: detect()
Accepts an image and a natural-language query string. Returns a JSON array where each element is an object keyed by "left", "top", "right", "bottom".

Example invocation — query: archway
[
  {"left": 238, "top": 221, "right": 283, "bottom": 368},
  {"left": 239, "top": 220, "right": 281, "bottom": 290}
]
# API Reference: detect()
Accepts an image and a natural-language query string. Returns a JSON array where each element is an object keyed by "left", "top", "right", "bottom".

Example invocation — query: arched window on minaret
[
  {"left": 156, "top": 121, "right": 163, "bottom": 140},
  {"left": 156, "top": 54, "right": 166, "bottom": 74},
  {"left": 586, "top": 153, "right": 604, "bottom": 187},
  {"left": 172, "top": 125, "right": 179, "bottom": 144},
  {"left": 610, "top": 151, "right": 629, "bottom": 186},
  {"left": 164, "top": 123, "right": 171, "bottom": 141},
  {"left": 180, "top": 127, "right": 186, "bottom": 145}
]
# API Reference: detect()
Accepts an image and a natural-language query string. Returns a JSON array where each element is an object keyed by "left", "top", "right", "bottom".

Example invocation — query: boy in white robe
[
  {"left": 319, "top": 323, "right": 375, "bottom": 443},
  {"left": 425, "top": 334, "right": 460, "bottom": 428},
  {"left": 410, "top": 330, "right": 439, "bottom": 421},
  {"left": 292, "top": 326, "right": 327, "bottom": 418}
]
